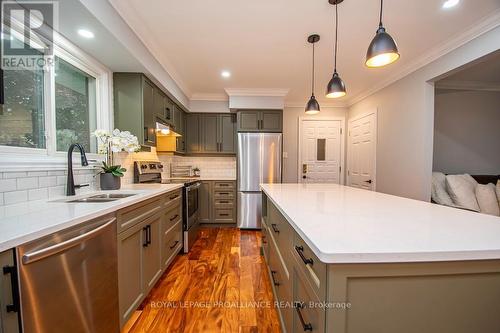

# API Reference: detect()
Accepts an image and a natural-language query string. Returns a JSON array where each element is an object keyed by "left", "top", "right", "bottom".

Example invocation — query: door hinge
[
  {"left": 339, "top": 166, "right": 342, "bottom": 173},
  {"left": 340, "top": 128, "right": 342, "bottom": 135}
]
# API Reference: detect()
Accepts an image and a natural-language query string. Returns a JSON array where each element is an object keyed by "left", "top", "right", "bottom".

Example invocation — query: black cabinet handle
[
  {"left": 295, "top": 302, "right": 313, "bottom": 331},
  {"left": 270, "top": 270, "right": 280, "bottom": 286},
  {"left": 271, "top": 223, "right": 280, "bottom": 233},
  {"left": 219, "top": 201, "right": 229, "bottom": 204},
  {"left": 147, "top": 225, "right": 152, "bottom": 245},
  {"left": 220, "top": 213, "right": 229, "bottom": 217},
  {"left": 169, "top": 194, "right": 179, "bottom": 200},
  {"left": 170, "top": 214, "right": 179, "bottom": 222},
  {"left": 295, "top": 246, "right": 314, "bottom": 266},
  {"left": 2, "top": 265, "right": 20, "bottom": 313},
  {"left": 143, "top": 227, "right": 148, "bottom": 247},
  {"left": 169, "top": 240, "right": 179, "bottom": 249}
]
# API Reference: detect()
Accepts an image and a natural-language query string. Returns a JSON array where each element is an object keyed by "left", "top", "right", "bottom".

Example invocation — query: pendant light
[
  {"left": 326, "top": 0, "right": 346, "bottom": 99},
  {"left": 365, "top": 0, "right": 400, "bottom": 68},
  {"left": 305, "top": 34, "right": 320, "bottom": 115}
]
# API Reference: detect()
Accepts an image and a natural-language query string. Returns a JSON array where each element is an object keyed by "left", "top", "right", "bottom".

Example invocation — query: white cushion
[
  {"left": 476, "top": 183, "right": 500, "bottom": 216},
  {"left": 445, "top": 174, "right": 480, "bottom": 212},
  {"left": 431, "top": 172, "right": 454, "bottom": 206}
]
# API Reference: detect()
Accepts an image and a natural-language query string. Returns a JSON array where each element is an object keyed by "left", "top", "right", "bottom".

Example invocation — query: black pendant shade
[
  {"left": 305, "top": 34, "right": 320, "bottom": 114},
  {"left": 326, "top": 71, "right": 346, "bottom": 99},
  {"left": 365, "top": 0, "right": 400, "bottom": 67},
  {"left": 305, "top": 94, "right": 320, "bottom": 114}
]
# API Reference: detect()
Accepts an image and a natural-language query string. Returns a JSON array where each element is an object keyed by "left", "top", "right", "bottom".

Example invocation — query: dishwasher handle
[{"left": 22, "top": 217, "right": 116, "bottom": 265}]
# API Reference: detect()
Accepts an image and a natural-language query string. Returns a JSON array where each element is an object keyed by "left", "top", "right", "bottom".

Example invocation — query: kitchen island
[{"left": 260, "top": 183, "right": 500, "bottom": 333}]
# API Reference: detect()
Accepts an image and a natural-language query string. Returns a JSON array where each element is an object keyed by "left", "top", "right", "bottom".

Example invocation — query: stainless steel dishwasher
[{"left": 17, "top": 214, "right": 119, "bottom": 333}]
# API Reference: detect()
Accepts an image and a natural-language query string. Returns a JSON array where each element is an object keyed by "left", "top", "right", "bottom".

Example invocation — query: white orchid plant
[{"left": 93, "top": 129, "right": 141, "bottom": 177}]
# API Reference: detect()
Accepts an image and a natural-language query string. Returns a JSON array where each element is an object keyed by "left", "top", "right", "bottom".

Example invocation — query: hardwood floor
[{"left": 123, "top": 227, "right": 281, "bottom": 333}]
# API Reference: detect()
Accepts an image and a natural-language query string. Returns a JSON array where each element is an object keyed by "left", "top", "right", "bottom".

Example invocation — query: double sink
[{"left": 62, "top": 193, "right": 137, "bottom": 203}]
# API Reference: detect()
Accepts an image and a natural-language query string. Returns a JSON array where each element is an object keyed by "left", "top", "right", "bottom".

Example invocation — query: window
[
  {"left": 0, "top": 35, "right": 45, "bottom": 149},
  {"left": 0, "top": 25, "right": 111, "bottom": 165},
  {"left": 55, "top": 57, "right": 97, "bottom": 153}
]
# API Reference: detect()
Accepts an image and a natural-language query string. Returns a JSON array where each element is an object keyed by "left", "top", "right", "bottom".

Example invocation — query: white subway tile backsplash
[
  {"left": 4, "top": 190, "right": 28, "bottom": 205},
  {"left": 39, "top": 176, "right": 57, "bottom": 188},
  {"left": 0, "top": 193, "right": 3, "bottom": 205},
  {"left": 17, "top": 177, "right": 39, "bottom": 190},
  {"left": 0, "top": 179, "right": 17, "bottom": 192},
  {"left": 48, "top": 170, "right": 65, "bottom": 176},
  {"left": 28, "top": 188, "right": 48, "bottom": 201},
  {"left": 56, "top": 176, "right": 66, "bottom": 186},
  {"left": 4, "top": 172, "right": 27, "bottom": 179},
  {"left": 48, "top": 186, "right": 65, "bottom": 198},
  {"left": 27, "top": 171, "right": 48, "bottom": 177}
]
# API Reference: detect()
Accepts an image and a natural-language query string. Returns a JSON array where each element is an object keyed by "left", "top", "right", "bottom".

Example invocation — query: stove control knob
[
  {"left": 141, "top": 164, "right": 147, "bottom": 169},
  {"left": 159, "top": 164, "right": 164, "bottom": 169}
]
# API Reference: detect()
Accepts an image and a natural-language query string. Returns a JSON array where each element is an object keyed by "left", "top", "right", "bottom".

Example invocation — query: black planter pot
[{"left": 100, "top": 173, "right": 121, "bottom": 190}]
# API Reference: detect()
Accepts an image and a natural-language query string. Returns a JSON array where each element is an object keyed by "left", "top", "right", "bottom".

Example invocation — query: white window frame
[{"left": 0, "top": 23, "right": 112, "bottom": 171}]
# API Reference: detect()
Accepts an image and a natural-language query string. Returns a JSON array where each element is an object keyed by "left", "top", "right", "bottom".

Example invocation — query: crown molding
[
  {"left": 190, "top": 93, "right": 229, "bottom": 101},
  {"left": 436, "top": 80, "right": 500, "bottom": 92},
  {"left": 346, "top": 9, "right": 500, "bottom": 107},
  {"left": 225, "top": 88, "right": 290, "bottom": 97},
  {"left": 284, "top": 101, "right": 349, "bottom": 108}
]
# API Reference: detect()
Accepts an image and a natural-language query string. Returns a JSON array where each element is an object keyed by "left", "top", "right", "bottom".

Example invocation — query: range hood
[
  {"left": 156, "top": 122, "right": 181, "bottom": 152},
  {"left": 155, "top": 122, "right": 181, "bottom": 137}
]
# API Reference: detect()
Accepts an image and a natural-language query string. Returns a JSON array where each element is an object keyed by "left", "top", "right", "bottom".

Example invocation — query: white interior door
[
  {"left": 347, "top": 112, "right": 377, "bottom": 190},
  {"left": 299, "top": 119, "right": 343, "bottom": 183}
]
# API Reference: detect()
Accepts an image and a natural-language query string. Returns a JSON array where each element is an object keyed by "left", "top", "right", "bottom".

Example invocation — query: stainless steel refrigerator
[{"left": 237, "top": 132, "right": 282, "bottom": 229}]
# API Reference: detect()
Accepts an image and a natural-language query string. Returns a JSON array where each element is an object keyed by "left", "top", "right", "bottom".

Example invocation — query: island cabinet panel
[
  {"left": 117, "top": 189, "right": 182, "bottom": 328},
  {"left": 0, "top": 249, "right": 20, "bottom": 333},
  {"left": 293, "top": 264, "right": 326, "bottom": 333}
]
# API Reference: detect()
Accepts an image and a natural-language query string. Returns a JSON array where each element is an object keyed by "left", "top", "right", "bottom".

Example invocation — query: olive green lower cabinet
[
  {"left": 262, "top": 194, "right": 500, "bottom": 333},
  {"left": 0, "top": 249, "right": 20, "bottom": 333},
  {"left": 199, "top": 180, "right": 236, "bottom": 224},
  {"left": 117, "top": 189, "right": 182, "bottom": 327}
]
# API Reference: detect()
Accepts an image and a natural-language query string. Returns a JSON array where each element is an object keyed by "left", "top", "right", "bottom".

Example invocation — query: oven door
[{"left": 186, "top": 182, "right": 200, "bottom": 230}]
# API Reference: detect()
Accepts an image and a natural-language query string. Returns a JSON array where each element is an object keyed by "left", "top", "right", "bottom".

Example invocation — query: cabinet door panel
[
  {"left": 142, "top": 79, "right": 156, "bottom": 145},
  {"left": 201, "top": 114, "right": 219, "bottom": 153},
  {"left": 153, "top": 88, "right": 166, "bottom": 122},
  {"left": 199, "top": 181, "right": 212, "bottom": 223},
  {"left": 118, "top": 225, "right": 144, "bottom": 326},
  {"left": 186, "top": 114, "right": 201, "bottom": 153},
  {"left": 237, "top": 111, "right": 260, "bottom": 131},
  {"left": 143, "top": 216, "right": 162, "bottom": 292},
  {"left": 219, "top": 114, "right": 236, "bottom": 153},
  {"left": 261, "top": 111, "right": 282, "bottom": 132},
  {"left": 0, "top": 250, "right": 20, "bottom": 333}
]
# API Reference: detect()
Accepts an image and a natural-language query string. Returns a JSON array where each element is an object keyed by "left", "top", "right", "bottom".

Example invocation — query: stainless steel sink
[{"left": 63, "top": 193, "right": 138, "bottom": 203}]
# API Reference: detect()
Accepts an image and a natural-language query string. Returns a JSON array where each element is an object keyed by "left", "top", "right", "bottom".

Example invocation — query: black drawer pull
[
  {"left": 295, "top": 246, "right": 313, "bottom": 266},
  {"left": 219, "top": 213, "right": 229, "bottom": 217},
  {"left": 219, "top": 184, "right": 229, "bottom": 187},
  {"left": 3, "top": 265, "right": 20, "bottom": 313},
  {"left": 169, "top": 194, "right": 179, "bottom": 200},
  {"left": 219, "top": 201, "right": 229, "bottom": 204},
  {"left": 270, "top": 270, "right": 280, "bottom": 286},
  {"left": 295, "top": 302, "right": 313, "bottom": 331},
  {"left": 169, "top": 240, "right": 179, "bottom": 249},
  {"left": 218, "top": 192, "right": 229, "bottom": 195},
  {"left": 142, "top": 226, "right": 149, "bottom": 247},
  {"left": 271, "top": 223, "right": 280, "bottom": 233},
  {"left": 170, "top": 214, "right": 179, "bottom": 222}
]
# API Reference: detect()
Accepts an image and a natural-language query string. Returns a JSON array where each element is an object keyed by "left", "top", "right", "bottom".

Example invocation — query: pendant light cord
[
  {"left": 334, "top": 4, "right": 338, "bottom": 73},
  {"left": 379, "top": 0, "right": 384, "bottom": 27},
  {"left": 311, "top": 42, "right": 315, "bottom": 95}
]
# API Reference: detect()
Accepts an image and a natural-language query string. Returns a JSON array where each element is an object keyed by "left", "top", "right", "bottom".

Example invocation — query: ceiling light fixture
[
  {"left": 305, "top": 34, "right": 321, "bottom": 114},
  {"left": 326, "top": 0, "right": 346, "bottom": 99},
  {"left": 442, "top": 0, "right": 459, "bottom": 9},
  {"left": 77, "top": 29, "right": 94, "bottom": 39},
  {"left": 365, "top": 0, "right": 400, "bottom": 68},
  {"left": 221, "top": 70, "right": 231, "bottom": 78}
]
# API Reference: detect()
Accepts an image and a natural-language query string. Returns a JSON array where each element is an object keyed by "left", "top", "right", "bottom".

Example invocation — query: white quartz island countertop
[
  {"left": 0, "top": 184, "right": 183, "bottom": 252},
  {"left": 260, "top": 183, "right": 500, "bottom": 264}
]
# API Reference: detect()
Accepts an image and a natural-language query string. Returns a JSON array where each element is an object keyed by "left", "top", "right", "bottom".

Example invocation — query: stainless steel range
[{"left": 134, "top": 161, "right": 201, "bottom": 252}]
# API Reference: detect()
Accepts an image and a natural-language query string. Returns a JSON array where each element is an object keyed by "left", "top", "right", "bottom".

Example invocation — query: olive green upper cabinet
[
  {"left": 114, "top": 73, "right": 160, "bottom": 147},
  {"left": 237, "top": 110, "right": 282, "bottom": 132},
  {"left": 186, "top": 113, "right": 236, "bottom": 155},
  {"left": 186, "top": 113, "right": 201, "bottom": 154},
  {"left": 175, "top": 107, "right": 186, "bottom": 153},
  {"left": 153, "top": 88, "right": 172, "bottom": 125}
]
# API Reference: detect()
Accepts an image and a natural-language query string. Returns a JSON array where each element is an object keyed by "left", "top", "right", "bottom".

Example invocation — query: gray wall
[
  {"left": 348, "top": 26, "right": 500, "bottom": 201},
  {"left": 282, "top": 106, "right": 347, "bottom": 183},
  {"left": 433, "top": 90, "right": 500, "bottom": 175}
]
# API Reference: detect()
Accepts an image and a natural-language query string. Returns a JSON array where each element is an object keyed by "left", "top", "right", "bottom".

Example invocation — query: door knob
[
  {"left": 364, "top": 180, "right": 372, "bottom": 184},
  {"left": 302, "top": 175, "right": 306, "bottom": 179}
]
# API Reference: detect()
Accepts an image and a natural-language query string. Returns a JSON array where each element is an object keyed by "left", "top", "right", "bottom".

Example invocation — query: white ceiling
[{"left": 109, "top": 0, "right": 500, "bottom": 106}]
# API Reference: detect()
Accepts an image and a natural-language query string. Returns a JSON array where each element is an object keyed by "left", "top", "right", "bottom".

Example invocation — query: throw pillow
[
  {"left": 475, "top": 183, "right": 500, "bottom": 216},
  {"left": 431, "top": 172, "right": 454, "bottom": 206},
  {"left": 446, "top": 174, "right": 480, "bottom": 212}
]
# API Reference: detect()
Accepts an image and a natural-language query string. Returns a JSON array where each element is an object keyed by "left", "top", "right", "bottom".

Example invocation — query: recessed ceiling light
[
  {"left": 221, "top": 70, "right": 231, "bottom": 78},
  {"left": 442, "top": 0, "right": 459, "bottom": 9},
  {"left": 77, "top": 29, "right": 94, "bottom": 39}
]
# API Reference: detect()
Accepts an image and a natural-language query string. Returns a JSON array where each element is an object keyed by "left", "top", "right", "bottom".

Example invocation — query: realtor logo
[{"left": 1, "top": 1, "right": 58, "bottom": 70}]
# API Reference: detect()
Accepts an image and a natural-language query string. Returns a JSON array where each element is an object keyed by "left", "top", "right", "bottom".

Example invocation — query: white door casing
[
  {"left": 347, "top": 110, "right": 377, "bottom": 190},
  {"left": 298, "top": 117, "right": 345, "bottom": 184}
]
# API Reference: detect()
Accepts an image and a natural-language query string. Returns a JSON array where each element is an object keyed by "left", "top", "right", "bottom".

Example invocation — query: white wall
[
  {"left": 189, "top": 100, "right": 231, "bottom": 113},
  {"left": 433, "top": 90, "right": 500, "bottom": 175},
  {"left": 282, "top": 106, "right": 347, "bottom": 183},
  {"left": 348, "top": 26, "right": 500, "bottom": 201}
]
